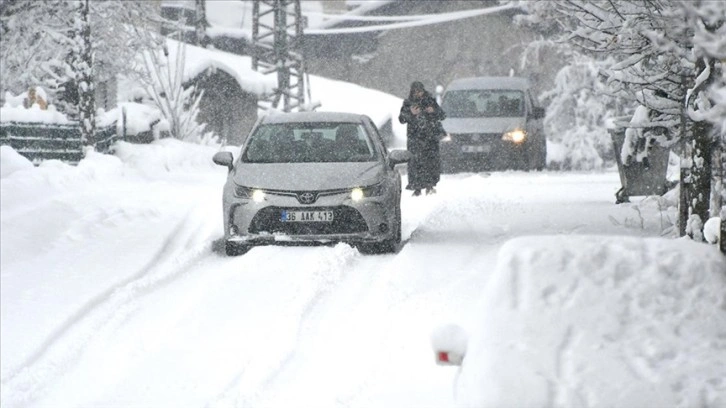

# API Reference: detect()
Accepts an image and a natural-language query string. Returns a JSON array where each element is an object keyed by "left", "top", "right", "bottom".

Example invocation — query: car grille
[
  {"left": 263, "top": 188, "right": 350, "bottom": 205},
  {"left": 249, "top": 206, "right": 368, "bottom": 235},
  {"left": 450, "top": 133, "right": 499, "bottom": 143}
]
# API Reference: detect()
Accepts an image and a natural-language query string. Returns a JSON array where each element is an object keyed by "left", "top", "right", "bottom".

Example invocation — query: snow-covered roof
[{"left": 164, "top": 38, "right": 276, "bottom": 96}]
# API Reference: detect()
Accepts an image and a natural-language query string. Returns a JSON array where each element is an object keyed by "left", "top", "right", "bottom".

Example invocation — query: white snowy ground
[{"left": 2, "top": 140, "right": 725, "bottom": 408}]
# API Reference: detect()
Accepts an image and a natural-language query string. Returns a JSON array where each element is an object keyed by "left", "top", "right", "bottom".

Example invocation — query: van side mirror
[
  {"left": 533, "top": 107, "right": 546, "bottom": 120},
  {"left": 213, "top": 151, "right": 234, "bottom": 171}
]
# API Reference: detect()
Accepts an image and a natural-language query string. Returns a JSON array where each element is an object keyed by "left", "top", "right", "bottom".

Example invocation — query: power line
[{"left": 304, "top": 4, "right": 520, "bottom": 35}]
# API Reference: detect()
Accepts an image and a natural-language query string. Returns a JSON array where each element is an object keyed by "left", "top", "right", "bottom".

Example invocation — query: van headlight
[
  {"left": 502, "top": 129, "right": 526, "bottom": 144},
  {"left": 351, "top": 183, "right": 385, "bottom": 201}
]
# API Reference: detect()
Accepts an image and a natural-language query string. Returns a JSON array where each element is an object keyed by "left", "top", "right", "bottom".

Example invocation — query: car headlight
[
  {"left": 502, "top": 129, "right": 526, "bottom": 143},
  {"left": 234, "top": 185, "right": 266, "bottom": 202},
  {"left": 351, "top": 183, "right": 385, "bottom": 201}
]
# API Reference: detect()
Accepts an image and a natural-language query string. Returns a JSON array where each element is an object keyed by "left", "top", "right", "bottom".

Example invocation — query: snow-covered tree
[
  {"left": 540, "top": 56, "right": 623, "bottom": 170},
  {"left": 685, "top": 0, "right": 726, "bottom": 251},
  {"left": 1, "top": 1, "right": 164, "bottom": 119},
  {"left": 520, "top": 0, "right": 725, "bottom": 242},
  {"left": 1, "top": 0, "right": 75, "bottom": 102}
]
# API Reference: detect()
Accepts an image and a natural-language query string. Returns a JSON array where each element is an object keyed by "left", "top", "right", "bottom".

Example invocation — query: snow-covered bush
[
  {"left": 704, "top": 216, "right": 722, "bottom": 245},
  {"left": 540, "top": 59, "right": 625, "bottom": 170},
  {"left": 141, "top": 41, "right": 218, "bottom": 146}
]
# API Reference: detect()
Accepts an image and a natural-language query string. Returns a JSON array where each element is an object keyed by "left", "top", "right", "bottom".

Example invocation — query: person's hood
[
  {"left": 231, "top": 161, "right": 383, "bottom": 190},
  {"left": 441, "top": 117, "right": 525, "bottom": 134}
]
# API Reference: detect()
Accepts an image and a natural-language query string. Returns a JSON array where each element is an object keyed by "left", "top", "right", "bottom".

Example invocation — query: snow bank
[
  {"left": 0, "top": 145, "right": 34, "bottom": 178},
  {"left": 112, "top": 138, "right": 222, "bottom": 175},
  {"left": 1, "top": 139, "right": 220, "bottom": 198},
  {"left": 98, "top": 102, "right": 166, "bottom": 136},
  {"left": 457, "top": 235, "right": 726, "bottom": 408},
  {"left": 0, "top": 140, "right": 225, "bottom": 225},
  {"left": 0, "top": 105, "right": 71, "bottom": 124}
]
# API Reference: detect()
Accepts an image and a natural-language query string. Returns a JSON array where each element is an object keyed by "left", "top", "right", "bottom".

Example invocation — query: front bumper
[
  {"left": 440, "top": 135, "right": 529, "bottom": 171},
  {"left": 224, "top": 189, "right": 397, "bottom": 245}
]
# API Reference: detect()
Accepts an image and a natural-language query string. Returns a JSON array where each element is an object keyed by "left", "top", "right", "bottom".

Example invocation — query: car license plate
[
  {"left": 461, "top": 144, "right": 491, "bottom": 153},
  {"left": 281, "top": 210, "right": 334, "bottom": 222}
]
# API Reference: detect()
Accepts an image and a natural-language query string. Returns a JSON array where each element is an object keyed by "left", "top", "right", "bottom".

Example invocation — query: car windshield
[
  {"left": 241, "top": 122, "right": 378, "bottom": 163},
  {"left": 442, "top": 89, "right": 524, "bottom": 118}
]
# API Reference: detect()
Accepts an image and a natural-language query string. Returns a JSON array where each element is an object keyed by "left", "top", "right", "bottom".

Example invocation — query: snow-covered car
[
  {"left": 440, "top": 76, "right": 546, "bottom": 172},
  {"left": 213, "top": 111, "right": 411, "bottom": 256},
  {"left": 431, "top": 235, "right": 726, "bottom": 407}
]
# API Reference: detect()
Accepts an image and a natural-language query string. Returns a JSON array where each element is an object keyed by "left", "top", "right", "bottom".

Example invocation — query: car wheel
[
  {"left": 358, "top": 202, "right": 401, "bottom": 255},
  {"left": 225, "top": 240, "right": 250, "bottom": 256}
]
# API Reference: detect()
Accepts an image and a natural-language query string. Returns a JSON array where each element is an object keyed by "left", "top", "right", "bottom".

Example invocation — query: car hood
[
  {"left": 442, "top": 117, "right": 525, "bottom": 134},
  {"left": 232, "top": 162, "right": 383, "bottom": 190}
]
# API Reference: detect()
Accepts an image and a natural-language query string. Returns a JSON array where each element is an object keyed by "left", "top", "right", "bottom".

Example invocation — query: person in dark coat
[{"left": 399, "top": 81, "right": 446, "bottom": 196}]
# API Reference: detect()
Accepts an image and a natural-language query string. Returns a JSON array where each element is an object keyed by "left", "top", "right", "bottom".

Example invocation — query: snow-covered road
[{"left": 1, "top": 141, "right": 674, "bottom": 407}]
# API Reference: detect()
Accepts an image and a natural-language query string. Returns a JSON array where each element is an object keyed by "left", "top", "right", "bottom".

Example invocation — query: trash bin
[{"left": 610, "top": 128, "right": 671, "bottom": 204}]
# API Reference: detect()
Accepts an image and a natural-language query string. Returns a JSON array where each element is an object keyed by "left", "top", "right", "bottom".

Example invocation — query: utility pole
[
  {"left": 252, "top": 0, "right": 312, "bottom": 112},
  {"left": 195, "top": 0, "right": 209, "bottom": 47}
]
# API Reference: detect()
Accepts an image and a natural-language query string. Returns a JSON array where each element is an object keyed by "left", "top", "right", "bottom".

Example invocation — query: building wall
[
  {"left": 320, "top": 0, "right": 347, "bottom": 13},
  {"left": 305, "top": 1, "right": 562, "bottom": 101}
]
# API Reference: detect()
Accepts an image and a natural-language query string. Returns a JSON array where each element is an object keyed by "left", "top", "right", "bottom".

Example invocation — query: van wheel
[
  {"left": 536, "top": 140, "right": 547, "bottom": 170},
  {"left": 527, "top": 141, "right": 547, "bottom": 171}
]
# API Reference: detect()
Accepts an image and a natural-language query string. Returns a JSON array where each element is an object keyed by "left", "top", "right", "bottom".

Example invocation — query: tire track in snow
[
  {"left": 1, "top": 205, "right": 217, "bottom": 407},
  {"left": 258, "top": 248, "right": 360, "bottom": 397},
  {"left": 208, "top": 245, "right": 368, "bottom": 406}
]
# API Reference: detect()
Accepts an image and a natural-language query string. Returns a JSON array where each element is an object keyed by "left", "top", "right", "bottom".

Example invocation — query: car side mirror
[
  {"left": 388, "top": 149, "right": 412, "bottom": 169},
  {"left": 213, "top": 151, "right": 234, "bottom": 171},
  {"left": 533, "top": 106, "right": 545, "bottom": 120}
]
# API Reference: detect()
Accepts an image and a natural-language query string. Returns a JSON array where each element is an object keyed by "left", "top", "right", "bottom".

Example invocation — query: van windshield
[{"left": 442, "top": 90, "right": 524, "bottom": 118}]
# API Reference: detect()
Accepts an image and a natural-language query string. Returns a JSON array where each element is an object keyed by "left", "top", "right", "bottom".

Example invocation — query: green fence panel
[
  {"left": 0, "top": 122, "right": 83, "bottom": 164},
  {"left": 0, "top": 121, "right": 119, "bottom": 165},
  {"left": 95, "top": 124, "right": 121, "bottom": 154}
]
